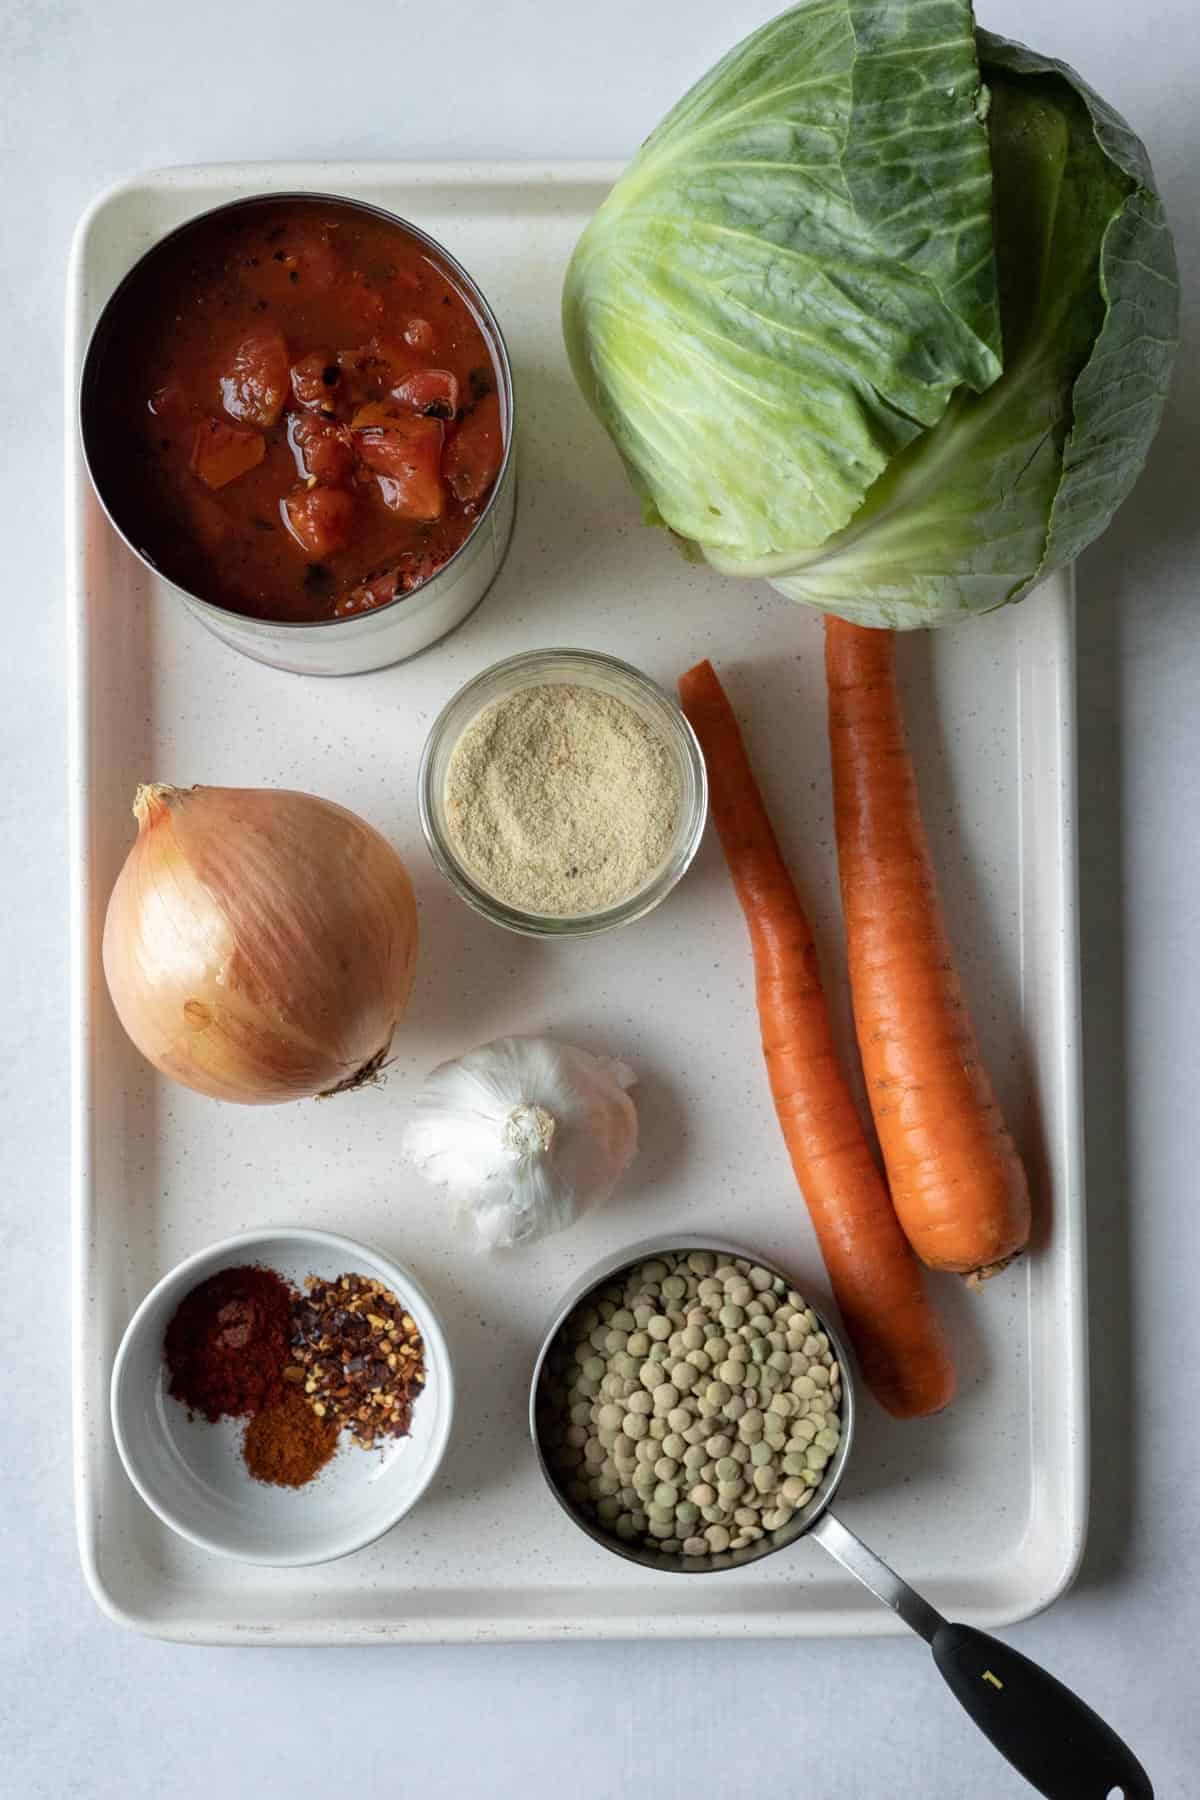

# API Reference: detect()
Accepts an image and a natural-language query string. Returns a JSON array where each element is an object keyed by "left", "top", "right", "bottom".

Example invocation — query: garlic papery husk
[
  {"left": 402, "top": 1036, "right": 637, "bottom": 1250},
  {"left": 102, "top": 783, "right": 418, "bottom": 1104}
]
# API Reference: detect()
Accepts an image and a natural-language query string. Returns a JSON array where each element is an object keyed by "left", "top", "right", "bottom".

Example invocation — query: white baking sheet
[{"left": 66, "top": 162, "right": 1086, "bottom": 1643}]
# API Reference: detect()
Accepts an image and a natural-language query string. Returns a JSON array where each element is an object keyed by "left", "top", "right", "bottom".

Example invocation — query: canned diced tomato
[
  {"left": 444, "top": 393, "right": 503, "bottom": 503},
  {"left": 219, "top": 324, "right": 290, "bottom": 429},
  {"left": 351, "top": 404, "right": 445, "bottom": 520},
  {"left": 283, "top": 484, "right": 357, "bottom": 556},
  {"left": 190, "top": 418, "right": 266, "bottom": 489}
]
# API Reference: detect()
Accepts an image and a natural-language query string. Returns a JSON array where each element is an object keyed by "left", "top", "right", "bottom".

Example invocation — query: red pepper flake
[{"left": 290, "top": 1273, "right": 426, "bottom": 1448}]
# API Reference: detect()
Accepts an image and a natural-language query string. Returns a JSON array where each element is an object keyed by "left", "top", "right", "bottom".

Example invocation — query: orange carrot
[
  {"left": 824, "top": 619, "right": 1031, "bottom": 1280},
  {"left": 679, "top": 659, "right": 954, "bottom": 1419}
]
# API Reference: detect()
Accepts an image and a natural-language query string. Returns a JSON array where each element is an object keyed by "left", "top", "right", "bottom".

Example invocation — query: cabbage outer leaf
[
  {"left": 983, "top": 33, "right": 1180, "bottom": 583},
  {"left": 563, "top": 0, "right": 1002, "bottom": 564},
  {"left": 767, "top": 32, "right": 1180, "bottom": 625}
]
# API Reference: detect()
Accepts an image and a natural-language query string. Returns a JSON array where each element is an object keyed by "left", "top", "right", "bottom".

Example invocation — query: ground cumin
[
  {"left": 242, "top": 1387, "right": 339, "bottom": 1488},
  {"left": 444, "top": 682, "right": 680, "bottom": 915}
]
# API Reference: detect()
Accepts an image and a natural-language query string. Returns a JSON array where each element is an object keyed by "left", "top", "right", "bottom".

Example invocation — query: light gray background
[{"left": 3, "top": 1, "right": 1196, "bottom": 1794}]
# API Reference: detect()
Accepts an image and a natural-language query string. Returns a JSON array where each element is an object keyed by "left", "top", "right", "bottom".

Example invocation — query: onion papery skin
[{"left": 102, "top": 783, "right": 419, "bottom": 1104}]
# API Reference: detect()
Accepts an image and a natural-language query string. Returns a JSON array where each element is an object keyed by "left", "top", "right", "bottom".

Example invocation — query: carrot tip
[{"left": 963, "top": 1253, "right": 1021, "bottom": 1292}]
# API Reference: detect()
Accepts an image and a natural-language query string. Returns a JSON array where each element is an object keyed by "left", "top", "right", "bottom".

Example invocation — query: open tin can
[{"left": 79, "top": 192, "right": 516, "bottom": 677}]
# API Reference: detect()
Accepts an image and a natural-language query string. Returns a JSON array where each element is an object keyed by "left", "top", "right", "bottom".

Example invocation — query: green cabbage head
[{"left": 562, "top": 1, "right": 1179, "bottom": 627}]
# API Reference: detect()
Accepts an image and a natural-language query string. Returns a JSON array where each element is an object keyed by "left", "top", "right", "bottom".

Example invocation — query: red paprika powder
[{"left": 164, "top": 1264, "right": 294, "bottom": 1420}]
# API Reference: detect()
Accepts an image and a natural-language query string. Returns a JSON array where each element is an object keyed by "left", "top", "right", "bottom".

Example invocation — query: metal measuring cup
[{"left": 530, "top": 1238, "right": 1150, "bottom": 1800}]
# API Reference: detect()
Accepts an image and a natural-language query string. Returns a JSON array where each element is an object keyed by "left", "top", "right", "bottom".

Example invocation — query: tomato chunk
[
  {"left": 336, "top": 337, "right": 423, "bottom": 406},
  {"left": 282, "top": 485, "right": 357, "bottom": 556},
  {"left": 392, "top": 369, "right": 459, "bottom": 419},
  {"left": 334, "top": 568, "right": 401, "bottom": 616},
  {"left": 190, "top": 418, "right": 266, "bottom": 490},
  {"left": 443, "top": 392, "right": 503, "bottom": 504},
  {"left": 288, "top": 412, "right": 355, "bottom": 483},
  {"left": 219, "top": 324, "right": 290, "bottom": 428},
  {"left": 351, "top": 405, "right": 444, "bottom": 520},
  {"left": 334, "top": 548, "right": 447, "bottom": 615},
  {"left": 290, "top": 350, "right": 341, "bottom": 411}
]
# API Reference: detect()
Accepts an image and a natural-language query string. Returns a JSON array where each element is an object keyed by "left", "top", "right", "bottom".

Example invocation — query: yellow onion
[{"left": 102, "top": 783, "right": 419, "bottom": 1104}]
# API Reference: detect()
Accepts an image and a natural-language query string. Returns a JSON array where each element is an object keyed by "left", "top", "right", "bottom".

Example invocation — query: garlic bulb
[
  {"left": 402, "top": 1036, "right": 637, "bottom": 1250},
  {"left": 102, "top": 783, "right": 418, "bottom": 1104}
]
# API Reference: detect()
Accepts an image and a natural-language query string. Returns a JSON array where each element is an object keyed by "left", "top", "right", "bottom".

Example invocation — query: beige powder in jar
[{"left": 443, "top": 682, "right": 681, "bottom": 915}]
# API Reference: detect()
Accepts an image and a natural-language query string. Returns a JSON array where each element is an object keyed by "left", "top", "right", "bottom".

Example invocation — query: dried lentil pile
[{"left": 539, "top": 1250, "right": 842, "bottom": 1558}]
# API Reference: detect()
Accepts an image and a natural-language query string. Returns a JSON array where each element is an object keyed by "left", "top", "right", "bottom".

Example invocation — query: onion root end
[{"left": 317, "top": 1041, "right": 394, "bottom": 1100}]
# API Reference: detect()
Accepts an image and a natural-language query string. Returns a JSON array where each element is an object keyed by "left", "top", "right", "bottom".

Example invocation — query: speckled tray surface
[{"left": 67, "top": 163, "right": 1086, "bottom": 1643}]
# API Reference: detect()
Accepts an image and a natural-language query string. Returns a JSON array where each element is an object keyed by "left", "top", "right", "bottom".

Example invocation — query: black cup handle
[{"left": 931, "top": 1622, "right": 1152, "bottom": 1799}]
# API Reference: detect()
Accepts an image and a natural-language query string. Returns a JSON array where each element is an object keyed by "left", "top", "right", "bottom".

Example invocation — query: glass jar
[{"left": 418, "top": 648, "right": 708, "bottom": 937}]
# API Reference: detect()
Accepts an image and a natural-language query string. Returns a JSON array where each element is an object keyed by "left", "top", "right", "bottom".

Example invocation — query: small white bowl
[{"left": 111, "top": 1227, "right": 454, "bottom": 1566}]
